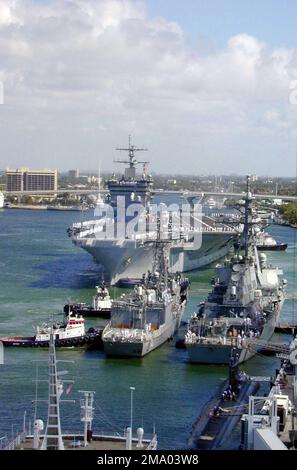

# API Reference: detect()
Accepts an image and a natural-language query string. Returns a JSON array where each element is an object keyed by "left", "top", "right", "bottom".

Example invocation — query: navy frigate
[{"left": 102, "top": 223, "right": 190, "bottom": 357}]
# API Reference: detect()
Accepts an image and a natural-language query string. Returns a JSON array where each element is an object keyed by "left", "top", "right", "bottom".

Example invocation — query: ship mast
[
  {"left": 242, "top": 175, "right": 253, "bottom": 261},
  {"left": 152, "top": 216, "right": 169, "bottom": 288},
  {"left": 115, "top": 136, "right": 149, "bottom": 180},
  {"left": 41, "top": 328, "right": 64, "bottom": 450}
]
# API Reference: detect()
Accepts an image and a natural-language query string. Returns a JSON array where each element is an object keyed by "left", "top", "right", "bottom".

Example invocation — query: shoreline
[{"left": 3, "top": 204, "right": 82, "bottom": 211}]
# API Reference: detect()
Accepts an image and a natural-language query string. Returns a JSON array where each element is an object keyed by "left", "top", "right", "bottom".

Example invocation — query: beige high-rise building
[{"left": 6, "top": 168, "right": 58, "bottom": 192}]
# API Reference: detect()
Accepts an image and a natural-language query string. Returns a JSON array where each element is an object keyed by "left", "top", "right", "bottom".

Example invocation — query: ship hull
[
  {"left": 64, "top": 304, "right": 111, "bottom": 319},
  {"left": 257, "top": 243, "right": 287, "bottom": 252},
  {"left": 186, "top": 301, "right": 283, "bottom": 365},
  {"left": 73, "top": 233, "right": 234, "bottom": 285},
  {"left": 103, "top": 304, "right": 185, "bottom": 358}
]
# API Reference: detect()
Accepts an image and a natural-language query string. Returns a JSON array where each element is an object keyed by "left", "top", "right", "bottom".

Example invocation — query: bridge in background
[{"left": 2, "top": 188, "right": 297, "bottom": 201}]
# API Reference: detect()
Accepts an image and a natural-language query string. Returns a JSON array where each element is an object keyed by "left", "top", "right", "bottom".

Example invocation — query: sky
[{"left": 1, "top": 0, "right": 297, "bottom": 176}]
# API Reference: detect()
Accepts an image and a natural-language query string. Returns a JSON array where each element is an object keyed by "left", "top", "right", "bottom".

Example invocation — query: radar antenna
[{"left": 115, "top": 135, "right": 149, "bottom": 168}]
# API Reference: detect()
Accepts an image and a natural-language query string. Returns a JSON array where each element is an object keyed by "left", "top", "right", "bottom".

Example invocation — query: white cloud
[{"left": 0, "top": 0, "right": 297, "bottom": 175}]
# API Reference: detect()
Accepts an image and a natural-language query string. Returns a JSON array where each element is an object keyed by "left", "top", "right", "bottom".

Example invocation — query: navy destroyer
[
  {"left": 102, "top": 223, "right": 190, "bottom": 357},
  {"left": 185, "top": 176, "right": 286, "bottom": 364},
  {"left": 68, "top": 138, "right": 237, "bottom": 285}
]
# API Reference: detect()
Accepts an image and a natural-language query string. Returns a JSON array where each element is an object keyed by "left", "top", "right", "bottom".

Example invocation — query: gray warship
[
  {"left": 102, "top": 225, "right": 190, "bottom": 358},
  {"left": 185, "top": 176, "right": 286, "bottom": 365}
]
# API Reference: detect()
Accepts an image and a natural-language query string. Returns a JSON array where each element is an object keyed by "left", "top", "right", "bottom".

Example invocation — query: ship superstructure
[{"left": 185, "top": 176, "right": 286, "bottom": 364}]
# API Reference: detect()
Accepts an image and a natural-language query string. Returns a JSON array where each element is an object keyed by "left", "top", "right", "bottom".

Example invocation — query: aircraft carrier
[{"left": 68, "top": 139, "right": 238, "bottom": 284}]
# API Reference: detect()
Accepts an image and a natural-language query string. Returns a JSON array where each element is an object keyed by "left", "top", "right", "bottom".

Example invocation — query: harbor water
[{"left": 0, "top": 208, "right": 295, "bottom": 449}]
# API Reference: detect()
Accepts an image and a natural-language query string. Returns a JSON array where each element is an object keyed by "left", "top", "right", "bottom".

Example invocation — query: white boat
[
  {"left": 0, "top": 192, "right": 4, "bottom": 208},
  {"left": 207, "top": 197, "right": 216, "bottom": 208},
  {"left": 35, "top": 311, "right": 86, "bottom": 342},
  {"left": 0, "top": 311, "right": 103, "bottom": 348},
  {"left": 255, "top": 228, "right": 287, "bottom": 251}
]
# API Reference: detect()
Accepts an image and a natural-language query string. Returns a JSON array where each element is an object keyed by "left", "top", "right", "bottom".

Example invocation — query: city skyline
[{"left": 1, "top": 1, "right": 297, "bottom": 176}]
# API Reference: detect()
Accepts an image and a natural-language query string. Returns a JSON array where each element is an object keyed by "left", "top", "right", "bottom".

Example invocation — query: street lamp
[{"left": 130, "top": 387, "right": 135, "bottom": 449}]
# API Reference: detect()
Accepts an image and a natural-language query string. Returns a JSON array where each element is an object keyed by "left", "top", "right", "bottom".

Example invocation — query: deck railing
[{"left": 1, "top": 431, "right": 26, "bottom": 450}]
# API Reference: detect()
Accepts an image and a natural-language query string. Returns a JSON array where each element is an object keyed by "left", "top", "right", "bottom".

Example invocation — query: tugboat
[
  {"left": 0, "top": 311, "right": 102, "bottom": 348},
  {"left": 102, "top": 222, "right": 190, "bottom": 358},
  {"left": 255, "top": 228, "right": 287, "bottom": 251},
  {"left": 64, "top": 283, "right": 112, "bottom": 318},
  {"left": 185, "top": 176, "right": 286, "bottom": 364}
]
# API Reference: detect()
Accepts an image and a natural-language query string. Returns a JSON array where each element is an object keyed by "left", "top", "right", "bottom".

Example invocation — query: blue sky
[{"left": 147, "top": 0, "right": 297, "bottom": 49}]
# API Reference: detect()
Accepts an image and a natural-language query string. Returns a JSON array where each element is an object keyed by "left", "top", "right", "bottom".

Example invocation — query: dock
[{"left": 189, "top": 378, "right": 259, "bottom": 450}]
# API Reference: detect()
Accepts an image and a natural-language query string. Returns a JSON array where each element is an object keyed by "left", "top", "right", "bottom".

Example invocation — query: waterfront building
[{"left": 6, "top": 168, "right": 58, "bottom": 192}]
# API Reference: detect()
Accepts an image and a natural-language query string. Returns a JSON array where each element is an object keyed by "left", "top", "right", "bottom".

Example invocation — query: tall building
[
  {"left": 6, "top": 168, "right": 58, "bottom": 192},
  {"left": 6, "top": 168, "right": 23, "bottom": 191},
  {"left": 68, "top": 169, "right": 80, "bottom": 178}
]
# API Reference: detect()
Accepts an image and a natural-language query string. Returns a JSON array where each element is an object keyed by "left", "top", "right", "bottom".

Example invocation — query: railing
[
  {"left": 73, "top": 224, "right": 238, "bottom": 241},
  {"left": 245, "top": 338, "right": 291, "bottom": 354},
  {"left": 1, "top": 431, "right": 26, "bottom": 450}
]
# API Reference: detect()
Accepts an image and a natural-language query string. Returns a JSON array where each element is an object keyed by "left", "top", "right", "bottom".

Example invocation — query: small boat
[
  {"left": 0, "top": 312, "right": 103, "bottom": 348},
  {"left": 207, "top": 197, "right": 217, "bottom": 209},
  {"left": 64, "top": 283, "right": 112, "bottom": 318},
  {"left": 255, "top": 228, "right": 287, "bottom": 251},
  {"left": 257, "top": 242, "right": 287, "bottom": 251},
  {"left": 116, "top": 278, "right": 142, "bottom": 288}
]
